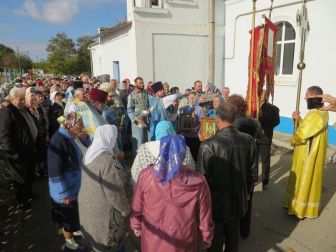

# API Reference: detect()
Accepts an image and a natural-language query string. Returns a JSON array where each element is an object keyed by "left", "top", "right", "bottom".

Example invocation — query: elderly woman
[
  {"left": 130, "top": 134, "right": 214, "bottom": 251},
  {"left": 49, "top": 91, "right": 66, "bottom": 138},
  {"left": 208, "top": 95, "right": 224, "bottom": 118},
  {"left": 78, "top": 124, "right": 130, "bottom": 252},
  {"left": 48, "top": 112, "right": 88, "bottom": 251},
  {"left": 131, "top": 120, "right": 195, "bottom": 184},
  {"left": 26, "top": 92, "right": 49, "bottom": 177}
]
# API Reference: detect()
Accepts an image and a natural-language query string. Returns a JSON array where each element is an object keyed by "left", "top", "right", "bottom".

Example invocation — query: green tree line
[
  {"left": 35, "top": 32, "right": 95, "bottom": 75},
  {"left": 0, "top": 44, "right": 33, "bottom": 70},
  {"left": 1, "top": 32, "right": 94, "bottom": 76}
]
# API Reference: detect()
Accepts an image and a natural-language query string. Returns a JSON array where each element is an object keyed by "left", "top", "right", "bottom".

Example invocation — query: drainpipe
[{"left": 208, "top": 0, "right": 215, "bottom": 85}]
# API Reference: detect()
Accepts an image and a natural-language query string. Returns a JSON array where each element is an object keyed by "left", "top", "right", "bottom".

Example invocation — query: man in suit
[
  {"left": 258, "top": 90, "right": 280, "bottom": 189},
  {"left": 0, "top": 87, "right": 38, "bottom": 207}
]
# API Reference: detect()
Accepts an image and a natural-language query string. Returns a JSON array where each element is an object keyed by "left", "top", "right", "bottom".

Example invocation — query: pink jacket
[{"left": 130, "top": 167, "right": 214, "bottom": 252}]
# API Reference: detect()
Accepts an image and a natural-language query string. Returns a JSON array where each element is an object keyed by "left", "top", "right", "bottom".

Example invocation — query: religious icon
[
  {"left": 178, "top": 113, "right": 195, "bottom": 132},
  {"left": 201, "top": 117, "right": 217, "bottom": 139}
]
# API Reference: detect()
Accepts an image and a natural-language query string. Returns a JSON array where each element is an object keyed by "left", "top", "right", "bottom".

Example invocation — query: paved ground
[{"left": 1, "top": 133, "right": 336, "bottom": 252}]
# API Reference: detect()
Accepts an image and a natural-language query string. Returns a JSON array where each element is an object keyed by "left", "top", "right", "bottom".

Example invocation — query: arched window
[{"left": 276, "top": 21, "right": 296, "bottom": 76}]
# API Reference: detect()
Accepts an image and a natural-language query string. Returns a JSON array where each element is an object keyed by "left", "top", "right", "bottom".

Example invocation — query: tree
[
  {"left": 76, "top": 35, "right": 95, "bottom": 74},
  {"left": 46, "top": 32, "right": 77, "bottom": 74},
  {"left": 0, "top": 44, "right": 33, "bottom": 70}
]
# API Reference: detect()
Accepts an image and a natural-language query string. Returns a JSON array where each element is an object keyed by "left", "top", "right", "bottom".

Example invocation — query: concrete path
[
  {"left": 239, "top": 134, "right": 336, "bottom": 252},
  {"left": 1, "top": 132, "right": 336, "bottom": 252}
]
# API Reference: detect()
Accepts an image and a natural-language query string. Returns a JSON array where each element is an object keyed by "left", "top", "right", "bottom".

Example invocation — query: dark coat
[
  {"left": 232, "top": 115, "right": 259, "bottom": 138},
  {"left": 258, "top": 102, "right": 280, "bottom": 139},
  {"left": 0, "top": 104, "right": 37, "bottom": 181},
  {"left": 49, "top": 102, "right": 65, "bottom": 138},
  {"left": 197, "top": 127, "right": 256, "bottom": 222}
]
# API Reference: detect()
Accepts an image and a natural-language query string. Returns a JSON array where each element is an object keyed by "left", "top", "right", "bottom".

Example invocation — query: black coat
[
  {"left": 49, "top": 102, "right": 65, "bottom": 138},
  {"left": 197, "top": 127, "right": 256, "bottom": 222},
  {"left": 232, "top": 115, "right": 259, "bottom": 138},
  {"left": 258, "top": 102, "right": 280, "bottom": 139},
  {"left": 0, "top": 104, "right": 37, "bottom": 181}
]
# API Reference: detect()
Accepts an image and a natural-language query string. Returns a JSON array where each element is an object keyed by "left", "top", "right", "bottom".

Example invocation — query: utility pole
[
  {"left": 208, "top": 0, "right": 215, "bottom": 85},
  {"left": 16, "top": 47, "right": 21, "bottom": 75}
]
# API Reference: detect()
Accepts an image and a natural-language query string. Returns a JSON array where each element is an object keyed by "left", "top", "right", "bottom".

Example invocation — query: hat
[
  {"left": 57, "top": 112, "right": 82, "bottom": 129},
  {"left": 123, "top": 78, "right": 130, "bottom": 83},
  {"left": 99, "top": 82, "right": 115, "bottom": 96},
  {"left": 55, "top": 91, "right": 65, "bottom": 98},
  {"left": 27, "top": 80, "right": 35, "bottom": 87},
  {"left": 100, "top": 74, "right": 110, "bottom": 83},
  {"left": 89, "top": 88, "right": 108, "bottom": 103},
  {"left": 73, "top": 80, "right": 83, "bottom": 90},
  {"left": 151, "top": 81, "right": 164, "bottom": 94}
]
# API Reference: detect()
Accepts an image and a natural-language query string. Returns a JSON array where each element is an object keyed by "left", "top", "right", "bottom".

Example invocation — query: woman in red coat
[{"left": 130, "top": 134, "right": 214, "bottom": 252}]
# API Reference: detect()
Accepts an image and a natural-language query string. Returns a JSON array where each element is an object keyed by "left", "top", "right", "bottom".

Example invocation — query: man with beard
[
  {"left": 148, "top": 81, "right": 168, "bottom": 141},
  {"left": 284, "top": 86, "right": 328, "bottom": 219},
  {"left": 127, "top": 77, "right": 149, "bottom": 156}
]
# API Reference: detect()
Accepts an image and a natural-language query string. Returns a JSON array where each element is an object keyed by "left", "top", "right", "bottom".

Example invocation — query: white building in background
[
  {"left": 90, "top": 0, "right": 225, "bottom": 90},
  {"left": 224, "top": 0, "right": 336, "bottom": 144},
  {"left": 91, "top": 0, "right": 336, "bottom": 144}
]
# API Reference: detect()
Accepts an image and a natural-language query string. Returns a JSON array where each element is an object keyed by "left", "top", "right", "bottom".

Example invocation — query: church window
[{"left": 276, "top": 21, "right": 296, "bottom": 76}]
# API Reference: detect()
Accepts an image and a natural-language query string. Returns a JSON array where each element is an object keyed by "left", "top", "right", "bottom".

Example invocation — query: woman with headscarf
[
  {"left": 78, "top": 124, "right": 131, "bottom": 252},
  {"left": 130, "top": 134, "right": 214, "bottom": 251},
  {"left": 131, "top": 120, "right": 195, "bottom": 184},
  {"left": 48, "top": 112, "right": 88, "bottom": 251},
  {"left": 49, "top": 91, "right": 66, "bottom": 138},
  {"left": 208, "top": 95, "right": 224, "bottom": 118},
  {"left": 26, "top": 91, "right": 49, "bottom": 177}
]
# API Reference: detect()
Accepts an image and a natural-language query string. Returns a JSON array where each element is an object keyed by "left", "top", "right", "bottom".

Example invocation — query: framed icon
[
  {"left": 178, "top": 113, "right": 195, "bottom": 132},
  {"left": 201, "top": 117, "right": 218, "bottom": 139}
]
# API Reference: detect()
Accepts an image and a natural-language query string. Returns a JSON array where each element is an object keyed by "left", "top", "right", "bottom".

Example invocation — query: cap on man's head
[
  {"left": 151, "top": 81, "right": 164, "bottom": 94},
  {"left": 123, "top": 78, "right": 130, "bottom": 83},
  {"left": 55, "top": 91, "right": 65, "bottom": 97},
  {"left": 89, "top": 88, "right": 108, "bottom": 103},
  {"left": 73, "top": 80, "right": 84, "bottom": 90}
]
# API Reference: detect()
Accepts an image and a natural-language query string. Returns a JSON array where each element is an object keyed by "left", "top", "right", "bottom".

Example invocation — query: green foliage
[
  {"left": 38, "top": 32, "right": 95, "bottom": 75},
  {"left": 0, "top": 43, "right": 33, "bottom": 70}
]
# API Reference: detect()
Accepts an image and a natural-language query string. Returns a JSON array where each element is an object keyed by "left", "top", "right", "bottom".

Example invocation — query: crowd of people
[{"left": 0, "top": 73, "right": 333, "bottom": 252}]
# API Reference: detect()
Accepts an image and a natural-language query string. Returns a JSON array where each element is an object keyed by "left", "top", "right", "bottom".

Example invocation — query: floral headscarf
[{"left": 57, "top": 112, "right": 82, "bottom": 129}]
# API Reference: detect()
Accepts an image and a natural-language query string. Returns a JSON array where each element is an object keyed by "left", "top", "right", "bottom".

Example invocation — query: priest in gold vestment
[{"left": 284, "top": 86, "right": 329, "bottom": 219}]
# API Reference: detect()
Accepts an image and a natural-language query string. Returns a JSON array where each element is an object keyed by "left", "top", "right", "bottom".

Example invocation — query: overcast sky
[{"left": 0, "top": 0, "right": 126, "bottom": 61}]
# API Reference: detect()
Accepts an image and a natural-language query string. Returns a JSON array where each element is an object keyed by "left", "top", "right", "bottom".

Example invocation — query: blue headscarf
[
  {"left": 152, "top": 134, "right": 186, "bottom": 183},
  {"left": 155, "top": 120, "right": 175, "bottom": 140}
]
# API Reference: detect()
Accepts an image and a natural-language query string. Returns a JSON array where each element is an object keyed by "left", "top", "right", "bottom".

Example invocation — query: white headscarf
[
  {"left": 50, "top": 91, "right": 58, "bottom": 104},
  {"left": 84, "top": 124, "right": 118, "bottom": 165}
]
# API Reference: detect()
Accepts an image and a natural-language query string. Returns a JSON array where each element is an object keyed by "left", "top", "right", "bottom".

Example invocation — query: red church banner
[
  {"left": 246, "top": 25, "right": 263, "bottom": 117},
  {"left": 246, "top": 18, "right": 277, "bottom": 117}
]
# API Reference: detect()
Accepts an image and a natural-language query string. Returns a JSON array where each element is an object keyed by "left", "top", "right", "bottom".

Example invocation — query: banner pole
[
  {"left": 295, "top": 0, "right": 308, "bottom": 130},
  {"left": 248, "top": 0, "right": 257, "bottom": 115}
]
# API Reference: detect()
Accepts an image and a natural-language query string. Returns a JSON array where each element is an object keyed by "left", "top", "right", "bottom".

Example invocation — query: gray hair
[
  {"left": 74, "top": 88, "right": 85, "bottom": 97},
  {"left": 9, "top": 87, "right": 25, "bottom": 100}
]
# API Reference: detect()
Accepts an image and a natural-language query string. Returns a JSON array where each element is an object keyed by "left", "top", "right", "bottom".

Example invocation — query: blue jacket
[{"left": 47, "top": 127, "right": 83, "bottom": 203}]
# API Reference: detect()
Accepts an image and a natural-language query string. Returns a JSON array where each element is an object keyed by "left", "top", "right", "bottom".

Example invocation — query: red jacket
[{"left": 130, "top": 167, "right": 214, "bottom": 252}]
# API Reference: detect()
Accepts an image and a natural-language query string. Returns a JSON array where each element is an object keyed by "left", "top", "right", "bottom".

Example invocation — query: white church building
[{"left": 90, "top": 0, "right": 336, "bottom": 144}]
